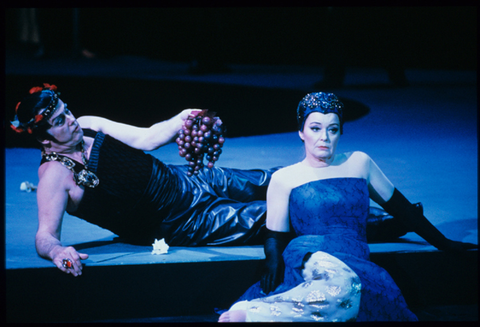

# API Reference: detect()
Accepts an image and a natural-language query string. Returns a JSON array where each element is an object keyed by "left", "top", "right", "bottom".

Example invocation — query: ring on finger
[{"left": 62, "top": 258, "right": 73, "bottom": 269}]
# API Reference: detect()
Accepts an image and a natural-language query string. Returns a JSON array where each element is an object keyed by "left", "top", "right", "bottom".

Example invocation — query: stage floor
[
  {"left": 5, "top": 127, "right": 478, "bottom": 270},
  {"left": 4, "top": 49, "right": 478, "bottom": 322},
  {"left": 5, "top": 50, "right": 477, "bottom": 270}
]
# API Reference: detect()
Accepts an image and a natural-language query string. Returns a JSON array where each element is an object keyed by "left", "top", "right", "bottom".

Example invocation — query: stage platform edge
[{"left": 6, "top": 247, "right": 478, "bottom": 323}]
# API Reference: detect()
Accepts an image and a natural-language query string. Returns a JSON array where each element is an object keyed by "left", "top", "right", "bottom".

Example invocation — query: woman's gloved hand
[{"left": 260, "top": 229, "right": 290, "bottom": 295}]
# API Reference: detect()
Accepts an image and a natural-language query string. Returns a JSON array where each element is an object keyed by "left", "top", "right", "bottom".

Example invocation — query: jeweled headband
[
  {"left": 10, "top": 83, "right": 60, "bottom": 134},
  {"left": 297, "top": 92, "right": 344, "bottom": 133}
]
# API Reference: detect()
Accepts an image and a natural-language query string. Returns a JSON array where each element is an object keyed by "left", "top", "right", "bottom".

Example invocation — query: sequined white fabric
[{"left": 228, "top": 251, "right": 361, "bottom": 322}]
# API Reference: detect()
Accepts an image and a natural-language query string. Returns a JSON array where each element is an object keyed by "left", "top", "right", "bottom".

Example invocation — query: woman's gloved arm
[{"left": 381, "top": 189, "right": 477, "bottom": 251}]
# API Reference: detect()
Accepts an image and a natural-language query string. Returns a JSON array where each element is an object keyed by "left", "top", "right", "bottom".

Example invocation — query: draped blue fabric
[{"left": 238, "top": 178, "right": 418, "bottom": 321}]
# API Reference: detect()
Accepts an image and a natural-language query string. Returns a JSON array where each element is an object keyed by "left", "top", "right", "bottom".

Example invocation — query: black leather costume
[{"left": 41, "top": 129, "right": 271, "bottom": 246}]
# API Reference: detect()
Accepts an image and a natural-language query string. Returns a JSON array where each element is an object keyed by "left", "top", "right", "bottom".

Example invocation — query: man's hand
[{"left": 51, "top": 245, "right": 89, "bottom": 276}]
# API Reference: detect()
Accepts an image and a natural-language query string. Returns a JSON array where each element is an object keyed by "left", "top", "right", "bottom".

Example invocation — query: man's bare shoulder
[{"left": 38, "top": 161, "right": 73, "bottom": 188}]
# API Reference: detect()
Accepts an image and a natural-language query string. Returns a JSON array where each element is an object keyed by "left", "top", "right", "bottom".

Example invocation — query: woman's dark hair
[{"left": 296, "top": 92, "right": 344, "bottom": 134}]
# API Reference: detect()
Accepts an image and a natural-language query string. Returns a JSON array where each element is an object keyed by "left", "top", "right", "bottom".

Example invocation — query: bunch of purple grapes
[{"left": 176, "top": 110, "right": 226, "bottom": 177}]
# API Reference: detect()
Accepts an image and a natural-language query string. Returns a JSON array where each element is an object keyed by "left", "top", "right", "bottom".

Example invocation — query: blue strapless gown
[{"left": 238, "top": 178, "right": 418, "bottom": 321}]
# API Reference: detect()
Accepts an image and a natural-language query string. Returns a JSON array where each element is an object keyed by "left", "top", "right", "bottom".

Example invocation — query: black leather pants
[{"left": 153, "top": 165, "right": 276, "bottom": 246}]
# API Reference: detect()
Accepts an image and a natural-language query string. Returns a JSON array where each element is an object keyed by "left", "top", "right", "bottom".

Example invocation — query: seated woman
[{"left": 219, "top": 92, "right": 477, "bottom": 322}]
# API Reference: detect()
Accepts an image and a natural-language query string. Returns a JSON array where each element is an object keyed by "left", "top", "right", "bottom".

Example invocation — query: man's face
[{"left": 45, "top": 99, "right": 83, "bottom": 147}]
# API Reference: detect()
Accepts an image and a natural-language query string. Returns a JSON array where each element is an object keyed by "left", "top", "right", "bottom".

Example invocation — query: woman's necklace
[{"left": 42, "top": 140, "right": 100, "bottom": 188}]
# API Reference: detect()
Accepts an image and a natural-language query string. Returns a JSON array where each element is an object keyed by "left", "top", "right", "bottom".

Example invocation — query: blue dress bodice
[{"left": 289, "top": 178, "right": 370, "bottom": 260}]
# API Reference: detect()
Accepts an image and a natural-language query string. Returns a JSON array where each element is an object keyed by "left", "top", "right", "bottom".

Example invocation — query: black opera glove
[
  {"left": 438, "top": 239, "right": 478, "bottom": 252},
  {"left": 366, "top": 206, "right": 412, "bottom": 242},
  {"left": 381, "top": 188, "right": 477, "bottom": 252},
  {"left": 260, "top": 229, "right": 290, "bottom": 295}
]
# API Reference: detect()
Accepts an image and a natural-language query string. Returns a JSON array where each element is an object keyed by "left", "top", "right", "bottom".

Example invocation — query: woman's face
[
  {"left": 299, "top": 112, "right": 341, "bottom": 164},
  {"left": 44, "top": 99, "right": 83, "bottom": 146}
]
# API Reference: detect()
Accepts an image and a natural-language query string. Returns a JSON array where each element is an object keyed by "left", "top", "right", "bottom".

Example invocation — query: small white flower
[
  {"left": 151, "top": 238, "right": 169, "bottom": 255},
  {"left": 20, "top": 181, "right": 37, "bottom": 192}
]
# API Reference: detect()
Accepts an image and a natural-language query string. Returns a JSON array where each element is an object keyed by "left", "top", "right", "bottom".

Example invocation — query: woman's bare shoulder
[
  {"left": 271, "top": 162, "right": 315, "bottom": 190},
  {"left": 343, "top": 150, "right": 369, "bottom": 159},
  {"left": 272, "top": 163, "right": 303, "bottom": 179},
  {"left": 345, "top": 151, "right": 371, "bottom": 165}
]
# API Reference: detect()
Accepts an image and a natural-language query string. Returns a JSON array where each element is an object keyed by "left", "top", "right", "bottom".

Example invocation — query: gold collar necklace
[{"left": 42, "top": 140, "right": 99, "bottom": 188}]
